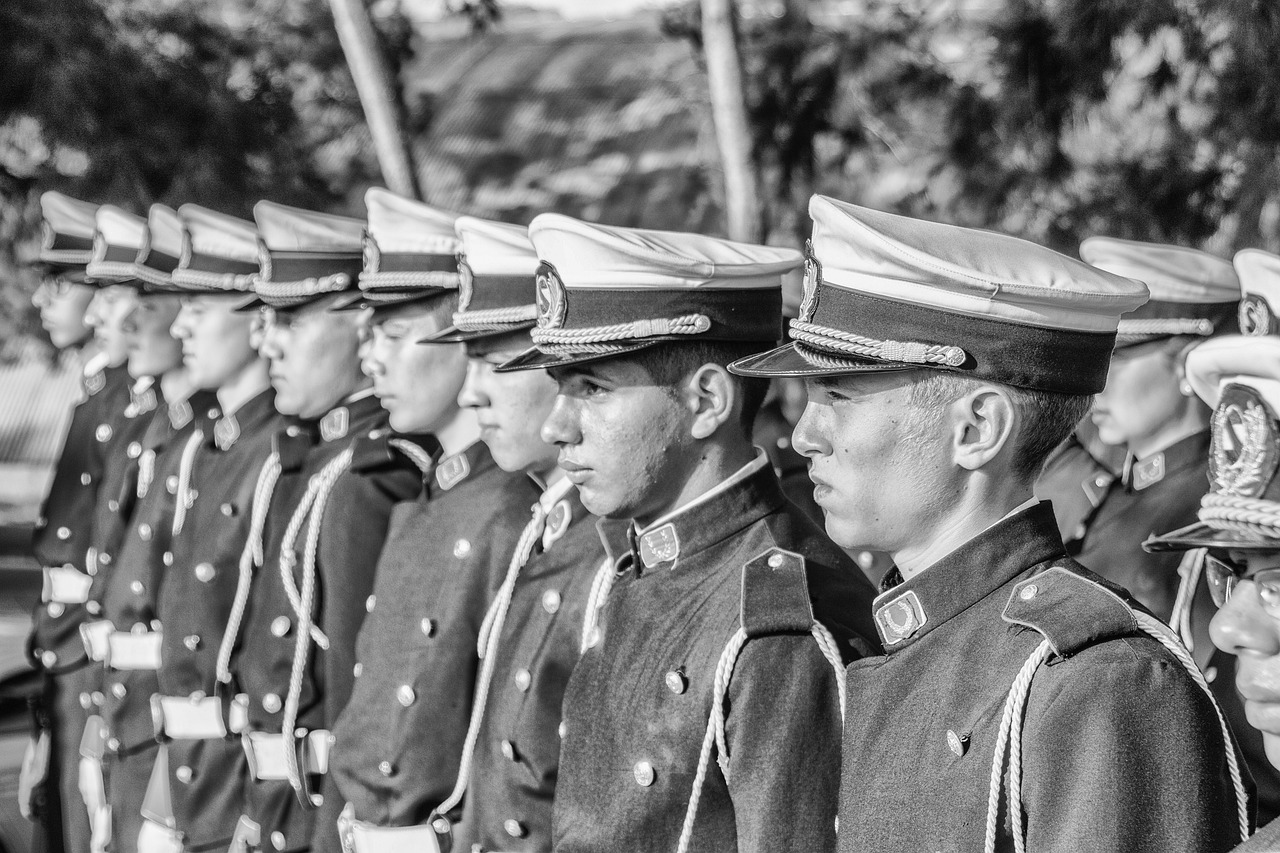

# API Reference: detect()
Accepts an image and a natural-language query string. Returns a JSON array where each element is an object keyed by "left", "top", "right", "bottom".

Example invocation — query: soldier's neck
[
  {"left": 216, "top": 359, "right": 271, "bottom": 418},
  {"left": 893, "top": 480, "right": 1037, "bottom": 581},
  {"left": 1126, "top": 406, "right": 1208, "bottom": 461},
  {"left": 431, "top": 406, "right": 480, "bottom": 458},
  {"left": 158, "top": 366, "right": 195, "bottom": 405},
  {"left": 633, "top": 437, "right": 758, "bottom": 531}
]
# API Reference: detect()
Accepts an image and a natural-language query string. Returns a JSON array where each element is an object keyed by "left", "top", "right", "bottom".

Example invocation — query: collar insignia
[
  {"left": 169, "top": 398, "right": 193, "bottom": 430},
  {"left": 214, "top": 414, "right": 241, "bottom": 451},
  {"left": 874, "top": 589, "right": 927, "bottom": 647},
  {"left": 1210, "top": 384, "right": 1280, "bottom": 498},
  {"left": 82, "top": 370, "right": 106, "bottom": 397},
  {"left": 1240, "top": 294, "right": 1274, "bottom": 337},
  {"left": 543, "top": 500, "right": 572, "bottom": 550},
  {"left": 319, "top": 406, "right": 349, "bottom": 442},
  {"left": 1130, "top": 452, "right": 1165, "bottom": 492},
  {"left": 535, "top": 262, "right": 567, "bottom": 330},
  {"left": 799, "top": 239, "right": 822, "bottom": 323},
  {"left": 129, "top": 386, "right": 158, "bottom": 418},
  {"left": 435, "top": 451, "right": 471, "bottom": 491},
  {"left": 639, "top": 523, "right": 680, "bottom": 569}
]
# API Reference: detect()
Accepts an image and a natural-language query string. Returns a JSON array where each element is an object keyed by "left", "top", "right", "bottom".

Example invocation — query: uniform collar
[
  {"left": 872, "top": 501, "right": 1064, "bottom": 652},
  {"left": 317, "top": 390, "right": 383, "bottom": 443},
  {"left": 211, "top": 388, "right": 278, "bottom": 451},
  {"left": 597, "top": 452, "right": 782, "bottom": 577},
  {"left": 429, "top": 439, "right": 495, "bottom": 495},
  {"left": 537, "top": 475, "right": 586, "bottom": 551},
  {"left": 125, "top": 376, "right": 158, "bottom": 418},
  {"left": 1120, "top": 429, "right": 1210, "bottom": 492}
]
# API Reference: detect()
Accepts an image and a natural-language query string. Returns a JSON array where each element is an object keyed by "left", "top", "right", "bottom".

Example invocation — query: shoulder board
[
  {"left": 347, "top": 430, "right": 420, "bottom": 474},
  {"left": 273, "top": 426, "right": 315, "bottom": 472},
  {"left": 1002, "top": 565, "right": 1138, "bottom": 657},
  {"left": 740, "top": 547, "right": 814, "bottom": 638}
]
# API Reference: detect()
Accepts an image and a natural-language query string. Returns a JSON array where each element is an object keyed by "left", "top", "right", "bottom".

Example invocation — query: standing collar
[
  {"left": 318, "top": 391, "right": 384, "bottom": 443},
  {"left": 872, "top": 501, "right": 1064, "bottom": 651},
  {"left": 210, "top": 388, "right": 277, "bottom": 450},
  {"left": 1121, "top": 429, "right": 1210, "bottom": 492},
  {"left": 597, "top": 452, "right": 782, "bottom": 576}
]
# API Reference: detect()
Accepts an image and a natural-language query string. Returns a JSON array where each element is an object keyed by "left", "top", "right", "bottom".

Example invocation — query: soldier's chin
[{"left": 1264, "top": 732, "right": 1280, "bottom": 771}]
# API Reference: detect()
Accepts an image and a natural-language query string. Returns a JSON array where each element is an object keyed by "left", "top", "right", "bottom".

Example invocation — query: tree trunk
[
  {"left": 329, "top": 0, "right": 422, "bottom": 200},
  {"left": 701, "top": 0, "right": 763, "bottom": 242}
]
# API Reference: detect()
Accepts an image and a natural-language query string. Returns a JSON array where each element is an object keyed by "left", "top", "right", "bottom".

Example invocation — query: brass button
[
  {"left": 1094, "top": 474, "right": 1109, "bottom": 488},
  {"left": 195, "top": 563, "right": 215, "bottom": 583},
  {"left": 514, "top": 669, "right": 532, "bottom": 692},
  {"left": 79, "top": 692, "right": 92, "bottom": 710},
  {"left": 86, "top": 601, "right": 102, "bottom": 615},
  {"left": 558, "top": 721, "right": 567, "bottom": 739},
  {"left": 138, "top": 523, "right": 153, "bottom": 542},
  {"left": 378, "top": 760, "right": 394, "bottom": 777},
  {"left": 586, "top": 627, "right": 601, "bottom": 649},
  {"left": 1019, "top": 584, "right": 1038, "bottom": 601},
  {"left": 47, "top": 602, "right": 65, "bottom": 618},
  {"left": 767, "top": 553, "right": 784, "bottom": 568},
  {"left": 96, "top": 424, "right": 112, "bottom": 442},
  {"left": 633, "top": 760, "right": 655, "bottom": 787},
  {"left": 271, "top": 831, "right": 286, "bottom": 851},
  {"left": 365, "top": 595, "right": 376, "bottom": 613},
  {"left": 162, "top": 551, "right": 174, "bottom": 567},
  {"left": 270, "top": 616, "right": 291, "bottom": 638},
  {"left": 81, "top": 472, "right": 93, "bottom": 486},
  {"left": 127, "top": 441, "right": 142, "bottom": 459},
  {"left": 184, "top": 635, "right": 200, "bottom": 651},
  {"left": 1205, "top": 666, "right": 1218, "bottom": 684},
  {"left": 397, "top": 685, "right": 416, "bottom": 707},
  {"left": 286, "top": 425, "right": 301, "bottom": 437},
  {"left": 176, "top": 765, "right": 194, "bottom": 784},
  {"left": 112, "top": 683, "right": 127, "bottom": 699},
  {"left": 542, "top": 590, "right": 561, "bottom": 615},
  {"left": 947, "top": 730, "right": 968, "bottom": 756},
  {"left": 221, "top": 503, "right": 235, "bottom": 517},
  {"left": 40, "top": 650, "right": 57, "bottom": 668},
  {"left": 56, "top": 526, "right": 71, "bottom": 541},
  {"left": 99, "top": 552, "right": 112, "bottom": 566},
  {"left": 353, "top": 662, "right": 363, "bottom": 677},
  {"left": 107, "top": 737, "right": 120, "bottom": 752},
  {"left": 420, "top": 618, "right": 435, "bottom": 637},
  {"left": 108, "top": 500, "right": 120, "bottom": 513},
  {"left": 262, "top": 693, "right": 282, "bottom": 713},
  {"left": 504, "top": 819, "right": 526, "bottom": 839},
  {"left": 453, "top": 539, "right": 472, "bottom": 558},
  {"left": 665, "top": 670, "right": 686, "bottom": 695},
  {"left": 501, "top": 739, "right": 516, "bottom": 761},
  {"left": 130, "top": 580, "right": 145, "bottom": 595},
  {"left": 166, "top": 475, "right": 179, "bottom": 494}
]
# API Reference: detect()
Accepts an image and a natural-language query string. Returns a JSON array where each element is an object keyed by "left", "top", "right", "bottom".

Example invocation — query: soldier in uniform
[
  {"left": 498, "top": 214, "right": 880, "bottom": 853},
  {"left": 142, "top": 204, "right": 287, "bottom": 853},
  {"left": 414, "top": 215, "right": 607, "bottom": 853},
  {"left": 326, "top": 191, "right": 536, "bottom": 853},
  {"left": 24, "top": 191, "right": 118, "bottom": 853},
  {"left": 84, "top": 204, "right": 219, "bottom": 853},
  {"left": 221, "top": 201, "right": 422, "bottom": 853},
  {"left": 730, "top": 194, "right": 1250, "bottom": 852},
  {"left": 1036, "top": 237, "right": 1240, "bottom": 622}
]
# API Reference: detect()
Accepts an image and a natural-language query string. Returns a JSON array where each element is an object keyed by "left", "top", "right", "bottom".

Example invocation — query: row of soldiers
[{"left": 18, "top": 184, "right": 1280, "bottom": 853}]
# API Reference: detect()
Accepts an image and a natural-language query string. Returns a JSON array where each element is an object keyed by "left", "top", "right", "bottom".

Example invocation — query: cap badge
[
  {"left": 1210, "top": 385, "right": 1279, "bottom": 499},
  {"left": 875, "top": 589, "right": 927, "bottom": 646},
  {"left": 639, "top": 523, "right": 679, "bottom": 569},
  {"left": 457, "top": 257, "right": 475, "bottom": 313},
  {"left": 543, "top": 500, "right": 572, "bottom": 550},
  {"left": 435, "top": 451, "right": 471, "bottom": 491},
  {"left": 1240, "top": 294, "right": 1274, "bottom": 337},
  {"left": 361, "top": 231, "right": 381, "bottom": 274},
  {"left": 320, "top": 407, "right": 349, "bottom": 443},
  {"left": 256, "top": 239, "right": 273, "bottom": 282},
  {"left": 800, "top": 240, "right": 822, "bottom": 323},
  {"left": 535, "top": 262, "right": 567, "bottom": 330}
]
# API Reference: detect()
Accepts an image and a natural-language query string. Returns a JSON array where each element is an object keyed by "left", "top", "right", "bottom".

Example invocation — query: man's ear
[
  {"left": 949, "top": 385, "right": 1017, "bottom": 471},
  {"left": 683, "top": 363, "right": 737, "bottom": 440}
]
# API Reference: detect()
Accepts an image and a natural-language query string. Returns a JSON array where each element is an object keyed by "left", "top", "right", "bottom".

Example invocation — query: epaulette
[
  {"left": 347, "top": 429, "right": 420, "bottom": 474},
  {"left": 1002, "top": 565, "right": 1137, "bottom": 658},
  {"left": 740, "top": 547, "right": 814, "bottom": 638},
  {"left": 273, "top": 424, "right": 315, "bottom": 472}
]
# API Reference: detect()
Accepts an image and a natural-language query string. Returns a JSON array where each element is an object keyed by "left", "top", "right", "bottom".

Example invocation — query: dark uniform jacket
[
  {"left": 1037, "top": 430, "right": 1208, "bottom": 620},
  {"left": 329, "top": 440, "right": 537, "bottom": 834},
  {"left": 551, "top": 456, "right": 880, "bottom": 853},
  {"left": 1237, "top": 819, "right": 1280, "bottom": 852},
  {"left": 154, "top": 389, "right": 287, "bottom": 851},
  {"left": 229, "top": 393, "right": 423, "bottom": 853},
  {"left": 454, "top": 479, "right": 605, "bottom": 853},
  {"left": 30, "top": 371, "right": 156, "bottom": 676},
  {"left": 838, "top": 502, "right": 1247, "bottom": 853}
]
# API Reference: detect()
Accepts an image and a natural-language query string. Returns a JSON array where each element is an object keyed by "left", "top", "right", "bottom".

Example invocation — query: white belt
[
  {"left": 81, "top": 621, "right": 114, "bottom": 663},
  {"left": 242, "top": 729, "right": 332, "bottom": 781},
  {"left": 338, "top": 804, "right": 444, "bottom": 853},
  {"left": 152, "top": 693, "right": 249, "bottom": 740},
  {"left": 107, "top": 631, "right": 163, "bottom": 671},
  {"left": 44, "top": 566, "right": 92, "bottom": 605}
]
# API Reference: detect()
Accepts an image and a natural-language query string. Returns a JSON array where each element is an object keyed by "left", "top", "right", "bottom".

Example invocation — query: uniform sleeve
[
  {"left": 312, "top": 466, "right": 419, "bottom": 853},
  {"left": 725, "top": 632, "right": 842, "bottom": 853},
  {"left": 1022, "top": 640, "right": 1247, "bottom": 853}
]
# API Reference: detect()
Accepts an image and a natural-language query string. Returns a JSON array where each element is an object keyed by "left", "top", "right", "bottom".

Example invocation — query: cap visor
[
  {"left": 1144, "top": 521, "right": 1280, "bottom": 553},
  {"left": 728, "top": 342, "right": 917, "bottom": 379},
  {"left": 419, "top": 320, "right": 537, "bottom": 345},
  {"left": 495, "top": 340, "right": 660, "bottom": 373}
]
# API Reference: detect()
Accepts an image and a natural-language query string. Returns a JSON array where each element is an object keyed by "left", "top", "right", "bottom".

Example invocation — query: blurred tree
[{"left": 665, "top": 0, "right": 1280, "bottom": 256}]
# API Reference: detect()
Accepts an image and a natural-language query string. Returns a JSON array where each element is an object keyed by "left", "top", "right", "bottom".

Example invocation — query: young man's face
[
  {"left": 170, "top": 295, "right": 260, "bottom": 390},
  {"left": 1210, "top": 550, "right": 1280, "bottom": 770},
  {"left": 31, "top": 276, "right": 94, "bottom": 350},
  {"left": 123, "top": 294, "right": 184, "bottom": 379},
  {"left": 83, "top": 285, "right": 138, "bottom": 367},
  {"left": 459, "top": 333, "right": 558, "bottom": 475},
  {"left": 794, "top": 371, "right": 952, "bottom": 552},
  {"left": 362, "top": 302, "right": 467, "bottom": 433},
  {"left": 259, "top": 298, "right": 366, "bottom": 419},
  {"left": 542, "top": 356, "right": 695, "bottom": 522},
  {"left": 1092, "top": 339, "right": 1188, "bottom": 450}
]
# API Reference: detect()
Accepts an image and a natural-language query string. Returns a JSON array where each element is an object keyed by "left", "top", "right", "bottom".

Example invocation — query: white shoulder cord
[
  {"left": 281, "top": 448, "right": 353, "bottom": 802},
  {"left": 169, "top": 431, "right": 204, "bottom": 538},
  {"left": 579, "top": 558, "right": 616, "bottom": 653},
  {"left": 675, "top": 621, "right": 846, "bottom": 853},
  {"left": 436, "top": 502, "right": 548, "bottom": 819},
  {"left": 215, "top": 453, "right": 282, "bottom": 687},
  {"left": 1170, "top": 548, "right": 1208, "bottom": 652},
  {"left": 983, "top": 612, "right": 1249, "bottom": 853},
  {"left": 388, "top": 438, "right": 435, "bottom": 478}
]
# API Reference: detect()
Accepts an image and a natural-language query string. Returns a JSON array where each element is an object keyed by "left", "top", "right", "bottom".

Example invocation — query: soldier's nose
[{"left": 1211, "top": 582, "right": 1280, "bottom": 658}]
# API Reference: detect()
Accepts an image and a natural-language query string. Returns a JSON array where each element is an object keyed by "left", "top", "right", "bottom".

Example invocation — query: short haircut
[
  {"left": 906, "top": 371, "right": 1092, "bottom": 480},
  {"left": 372, "top": 292, "right": 458, "bottom": 328},
  {"left": 626, "top": 340, "right": 771, "bottom": 439}
]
